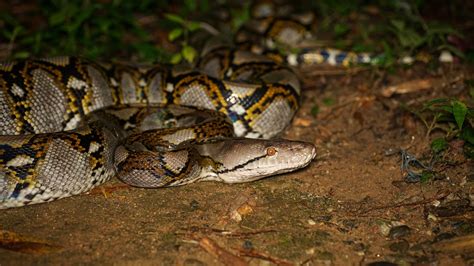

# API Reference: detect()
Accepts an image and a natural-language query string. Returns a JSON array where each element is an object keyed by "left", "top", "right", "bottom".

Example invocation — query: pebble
[
  {"left": 389, "top": 225, "right": 411, "bottom": 239},
  {"left": 433, "top": 232, "right": 456, "bottom": 242},
  {"left": 439, "top": 50, "right": 453, "bottom": 63},
  {"left": 242, "top": 239, "right": 253, "bottom": 250},
  {"left": 432, "top": 199, "right": 470, "bottom": 217},
  {"left": 189, "top": 200, "right": 199, "bottom": 210}
]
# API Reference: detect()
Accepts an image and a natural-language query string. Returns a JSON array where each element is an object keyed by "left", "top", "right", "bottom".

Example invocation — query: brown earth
[{"left": 1, "top": 62, "right": 473, "bottom": 265}]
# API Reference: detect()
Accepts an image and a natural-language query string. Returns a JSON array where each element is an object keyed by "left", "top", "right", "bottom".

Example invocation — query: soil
[
  {"left": 1, "top": 62, "right": 472, "bottom": 265},
  {"left": 1, "top": 2, "right": 474, "bottom": 265}
]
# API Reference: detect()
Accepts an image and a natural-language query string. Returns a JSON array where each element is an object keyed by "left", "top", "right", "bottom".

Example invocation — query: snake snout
[{"left": 281, "top": 140, "right": 316, "bottom": 169}]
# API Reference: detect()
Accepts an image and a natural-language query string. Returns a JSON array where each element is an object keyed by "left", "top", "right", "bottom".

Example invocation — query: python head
[{"left": 196, "top": 138, "right": 316, "bottom": 183}]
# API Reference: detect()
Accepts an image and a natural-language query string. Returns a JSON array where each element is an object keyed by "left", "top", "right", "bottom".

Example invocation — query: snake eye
[{"left": 266, "top": 147, "right": 277, "bottom": 156}]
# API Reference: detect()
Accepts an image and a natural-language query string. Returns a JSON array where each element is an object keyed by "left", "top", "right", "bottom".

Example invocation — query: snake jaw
[{"left": 197, "top": 156, "right": 221, "bottom": 182}]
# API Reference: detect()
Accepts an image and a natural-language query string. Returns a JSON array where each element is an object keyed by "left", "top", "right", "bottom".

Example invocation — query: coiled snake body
[
  {"left": 0, "top": 45, "right": 316, "bottom": 208},
  {"left": 2, "top": 2, "right": 389, "bottom": 208},
  {"left": 2, "top": 0, "right": 396, "bottom": 209}
]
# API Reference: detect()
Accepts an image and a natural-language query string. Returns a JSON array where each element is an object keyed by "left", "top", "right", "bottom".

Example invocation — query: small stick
[
  {"left": 197, "top": 237, "right": 248, "bottom": 266},
  {"left": 182, "top": 227, "right": 277, "bottom": 238},
  {"left": 358, "top": 190, "right": 451, "bottom": 215}
]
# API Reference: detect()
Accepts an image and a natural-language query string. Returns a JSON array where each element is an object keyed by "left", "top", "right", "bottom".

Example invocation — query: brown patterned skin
[
  {"left": 1, "top": 10, "right": 350, "bottom": 208},
  {"left": 0, "top": 52, "right": 313, "bottom": 208}
]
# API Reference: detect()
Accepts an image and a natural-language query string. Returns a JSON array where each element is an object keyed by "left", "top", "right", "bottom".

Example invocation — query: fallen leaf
[
  {"left": 293, "top": 117, "right": 312, "bottom": 127},
  {"left": 381, "top": 78, "right": 436, "bottom": 97}
]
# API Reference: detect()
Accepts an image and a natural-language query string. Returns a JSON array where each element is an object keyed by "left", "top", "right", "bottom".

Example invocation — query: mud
[{"left": 1, "top": 63, "right": 472, "bottom": 265}]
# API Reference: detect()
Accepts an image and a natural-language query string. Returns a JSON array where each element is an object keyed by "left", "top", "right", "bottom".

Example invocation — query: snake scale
[
  {"left": 1, "top": 1, "right": 386, "bottom": 209},
  {"left": 0, "top": 18, "right": 323, "bottom": 209}
]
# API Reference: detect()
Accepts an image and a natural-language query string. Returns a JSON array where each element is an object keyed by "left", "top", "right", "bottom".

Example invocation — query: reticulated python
[
  {"left": 0, "top": 37, "right": 318, "bottom": 208},
  {"left": 0, "top": 2, "right": 388, "bottom": 209}
]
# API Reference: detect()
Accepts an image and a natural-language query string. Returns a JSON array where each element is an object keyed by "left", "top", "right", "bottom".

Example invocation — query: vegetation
[
  {"left": 1, "top": 1, "right": 172, "bottom": 61},
  {"left": 1, "top": 0, "right": 467, "bottom": 66},
  {"left": 415, "top": 96, "right": 473, "bottom": 157}
]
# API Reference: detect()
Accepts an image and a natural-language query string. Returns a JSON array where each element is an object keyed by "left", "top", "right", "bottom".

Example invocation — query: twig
[
  {"left": 196, "top": 236, "right": 248, "bottom": 266},
  {"left": 380, "top": 78, "right": 436, "bottom": 97},
  {"left": 181, "top": 227, "right": 277, "bottom": 238},
  {"left": 199, "top": 22, "right": 220, "bottom": 35},
  {"left": 358, "top": 190, "right": 451, "bottom": 215}
]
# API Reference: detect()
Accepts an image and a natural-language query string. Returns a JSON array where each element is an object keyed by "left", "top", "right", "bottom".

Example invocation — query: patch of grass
[
  {"left": 165, "top": 13, "right": 201, "bottom": 64},
  {"left": 322, "top": 97, "right": 336, "bottom": 106},
  {"left": 1, "top": 1, "right": 169, "bottom": 62},
  {"left": 411, "top": 98, "right": 474, "bottom": 158},
  {"left": 1, "top": 1, "right": 465, "bottom": 69}
]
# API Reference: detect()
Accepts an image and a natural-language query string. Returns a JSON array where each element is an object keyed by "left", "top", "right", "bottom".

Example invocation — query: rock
[
  {"left": 389, "top": 225, "right": 411, "bottom": 239},
  {"left": 439, "top": 50, "right": 453, "bottom": 63},
  {"left": 242, "top": 239, "right": 253, "bottom": 250},
  {"left": 433, "top": 232, "right": 456, "bottom": 242},
  {"left": 189, "top": 200, "right": 199, "bottom": 211},
  {"left": 431, "top": 199, "right": 471, "bottom": 217}
]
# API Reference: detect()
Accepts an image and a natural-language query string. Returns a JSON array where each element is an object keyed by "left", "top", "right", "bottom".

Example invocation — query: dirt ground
[{"left": 0, "top": 61, "right": 472, "bottom": 265}]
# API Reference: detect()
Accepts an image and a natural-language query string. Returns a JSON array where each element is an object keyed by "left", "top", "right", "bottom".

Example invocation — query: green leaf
[
  {"left": 431, "top": 138, "right": 448, "bottom": 153},
  {"left": 182, "top": 45, "right": 197, "bottom": 63},
  {"left": 452, "top": 100, "right": 467, "bottom": 129},
  {"left": 425, "top": 22, "right": 462, "bottom": 37},
  {"left": 390, "top": 19, "right": 405, "bottom": 31},
  {"left": 425, "top": 98, "right": 449, "bottom": 106},
  {"left": 49, "top": 11, "right": 66, "bottom": 26},
  {"left": 397, "top": 28, "right": 424, "bottom": 48},
  {"left": 165, "top": 13, "right": 185, "bottom": 25},
  {"left": 322, "top": 98, "right": 335, "bottom": 106},
  {"left": 68, "top": 5, "right": 96, "bottom": 32},
  {"left": 439, "top": 105, "right": 453, "bottom": 113},
  {"left": 420, "top": 171, "right": 433, "bottom": 183},
  {"left": 170, "top": 53, "right": 182, "bottom": 64},
  {"left": 461, "top": 126, "right": 474, "bottom": 145},
  {"left": 230, "top": 3, "right": 250, "bottom": 30},
  {"left": 186, "top": 21, "right": 201, "bottom": 32},
  {"left": 333, "top": 23, "right": 349, "bottom": 37},
  {"left": 13, "top": 51, "right": 30, "bottom": 59},
  {"left": 168, "top": 28, "right": 183, "bottom": 41}
]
